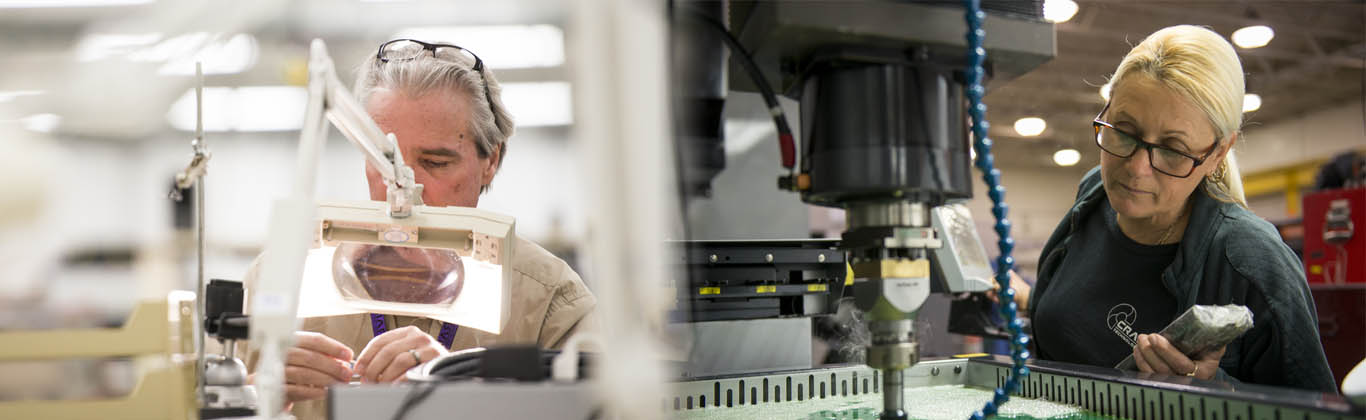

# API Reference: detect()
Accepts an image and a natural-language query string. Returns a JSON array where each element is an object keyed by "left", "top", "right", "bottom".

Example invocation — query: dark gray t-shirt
[{"left": 1032, "top": 199, "right": 1180, "bottom": 367}]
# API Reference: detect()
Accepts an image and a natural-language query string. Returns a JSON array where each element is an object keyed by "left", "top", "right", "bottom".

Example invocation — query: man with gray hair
[{"left": 258, "top": 39, "right": 597, "bottom": 419}]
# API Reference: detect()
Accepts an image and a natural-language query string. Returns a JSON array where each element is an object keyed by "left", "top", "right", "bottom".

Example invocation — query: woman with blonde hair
[{"left": 1015, "top": 25, "right": 1335, "bottom": 392}]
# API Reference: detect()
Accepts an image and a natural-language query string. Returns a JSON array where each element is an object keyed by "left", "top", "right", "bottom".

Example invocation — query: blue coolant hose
[{"left": 961, "top": 1, "right": 1032, "bottom": 418}]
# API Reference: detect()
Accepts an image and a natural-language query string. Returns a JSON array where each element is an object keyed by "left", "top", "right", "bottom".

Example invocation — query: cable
[
  {"left": 684, "top": 8, "right": 797, "bottom": 171},
  {"left": 388, "top": 381, "right": 439, "bottom": 420},
  {"left": 961, "top": 1, "right": 1031, "bottom": 419}
]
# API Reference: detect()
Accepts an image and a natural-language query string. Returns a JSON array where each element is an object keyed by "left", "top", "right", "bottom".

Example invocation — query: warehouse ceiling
[
  {"left": 984, "top": 0, "right": 1365, "bottom": 169},
  {"left": 0, "top": 0, "right": 1360, "bottom": 170}
]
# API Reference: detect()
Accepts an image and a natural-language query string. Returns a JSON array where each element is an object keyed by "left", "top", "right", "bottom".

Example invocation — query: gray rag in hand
[{"left": 1115, "top": 304, "right": 1253, "bottom": 371}]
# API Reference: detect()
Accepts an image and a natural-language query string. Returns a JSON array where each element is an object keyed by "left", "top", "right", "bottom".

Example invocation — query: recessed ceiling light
[
  {"left": 1014, "top": 117, "right": 1046, "bottom": 137},
  {"left": 1243, "top": 93, "right": 1261, "bottom": 113},
  {"left": 1053, "top": 149, "right": 1081, "bottom": 167},
  {"left": 1043, "top": 0, "right": 1079, "bottom": 23},
  {"left": 1232, "top": 25, "right": 1274, "bottom": 49}
]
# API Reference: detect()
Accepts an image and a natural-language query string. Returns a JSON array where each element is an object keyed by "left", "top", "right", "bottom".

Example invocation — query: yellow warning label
[
  {"left": 756, "top": 286, "right": 777, "bottom": 293},
  {"left": 699, "top": 287, "right": 721, "bottom": 295},
  {"left": 807, "top": 284, "right": 828, "bottom": 292}
]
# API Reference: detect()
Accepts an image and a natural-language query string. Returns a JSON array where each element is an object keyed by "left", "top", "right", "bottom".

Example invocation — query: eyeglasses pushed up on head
[{"left": 377, "top": 39, "right": 501, "bottom": 130}]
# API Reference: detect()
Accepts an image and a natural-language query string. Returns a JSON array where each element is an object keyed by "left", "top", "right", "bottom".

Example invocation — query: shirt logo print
[{"left": 1106, "top": 303, "right": 1138, "bottom": 347}]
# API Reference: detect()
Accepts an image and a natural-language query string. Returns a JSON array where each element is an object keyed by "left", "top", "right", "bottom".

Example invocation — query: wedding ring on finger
[{"left": 409, "top": 348, "right": 422, "bottom": 365}]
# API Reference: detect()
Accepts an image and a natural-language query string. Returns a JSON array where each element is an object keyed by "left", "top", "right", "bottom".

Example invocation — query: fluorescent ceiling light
[
  {"left": 391, "top": 25, "right": 565, "bottom": 69},
  {"left": 0, "top": 90, "right": 45, "bottom": 103},
  {"left": 124, "top": 32, "right": 211, "bottom": 62},
  {"left": 1013, "top": 117, "right": 1046, "bottom": 137},
  {"left": 21, "top": 114, "right": 61, "bottom": 133},
  {"left": 75, "top": 33, "right": 163, "bottom": 62},
  {"left": 158, "top": 33, "right": 259, "bottom": 75},
  {"left": 231, "top": 87, "right": 308, "bottom": 131},
  {"left": 1100, "top": 83, "right": 1112, "bottom": 101},
  {"left": 0, "top": 0, "right": 151, "bottom": 7},
  {"left": 1231, "top": 25, "right": 1274, "bottom": 49},
  {"left": 1053, "top": 149, "right": 1081, "bottom": 167},
  {"left": 166, "top": 86, "right": 307, "bottom": 132},
  {"left": 1043, "top": 0, "right": 1079, "bottom": 23},
  {"left": 499, "top": 82, "right": 572, "bottom": 127},
  {"left": 77, "top": 32, "right": 258, "bottom": 75},
  {"left": 1242, "top": 93, "right": 1261, "bottom": 113}
]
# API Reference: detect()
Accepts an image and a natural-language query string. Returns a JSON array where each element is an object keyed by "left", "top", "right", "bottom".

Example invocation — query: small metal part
[
  {"left": 846, "top": 201, "right": 928, "bottom": 230},
  {"left": 866, "top": 320, "right": 919, "bottom": 375},
  {"left": 203, "top": 354, "right": 249, "bottom": 386},
  {"left": 879, "top": 227, "right": 942, "bottom": 249},
  {"left": 954, "top": 365, "right": 963, "bottom": 375},
  {"left": 931, "top": 367, "right": 940, "bottom": 376},
  {"left": 867, "top": 342, "right": 919, "bottom": 371},
  {"left": 818, "top": 253, "right": 826, "bottom": 262},
  {"left": 881, "top": 368, "right": 907, "bottom": 420},
  {"left": 765, "top": 253, "right": 774, "bottom": 263},
  {"left": 710, "top": 254, "right": 718, "bottom": 263}
]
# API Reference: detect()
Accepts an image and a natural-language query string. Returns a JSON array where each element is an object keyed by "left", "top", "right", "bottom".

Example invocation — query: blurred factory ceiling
[
  {"left": 984, "top": 0, "right": 1366, "bottom": 169},
  {"left": 0, "top": 0, "right": 570, "bottom": 139},
  {"left": 0, "top": 0, "right": 1361, "bottom": 170}
]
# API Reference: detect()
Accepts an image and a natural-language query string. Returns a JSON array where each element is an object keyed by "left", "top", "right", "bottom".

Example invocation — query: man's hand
[
  {"left": 282, "top": 331, "right": 355, "bottom": 403},
  {"left": 1132, "top": 333, "right": 1225, "bottom": 380},
  {"left": 354, "top": 326, "right": 448, "bottom": 383}
]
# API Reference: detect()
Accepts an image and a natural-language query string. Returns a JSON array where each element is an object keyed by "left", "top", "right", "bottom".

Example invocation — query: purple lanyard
[{"left": 370, "top": 313, "right": 459, "bottom": 349}]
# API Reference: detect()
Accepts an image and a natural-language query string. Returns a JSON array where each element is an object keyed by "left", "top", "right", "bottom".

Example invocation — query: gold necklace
[{"left": 1156, "top": 216, "right": 1182, "bottom": 244}]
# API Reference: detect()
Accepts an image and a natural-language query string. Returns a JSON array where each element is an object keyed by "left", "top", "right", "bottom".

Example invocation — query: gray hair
[{"left": 354, "top": 41, "right": 515, "bottom": 182}]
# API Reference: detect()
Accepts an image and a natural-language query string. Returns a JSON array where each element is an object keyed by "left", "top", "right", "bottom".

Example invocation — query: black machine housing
[{"left": 673, "top": 240, "right": 847, "bottom": 322}]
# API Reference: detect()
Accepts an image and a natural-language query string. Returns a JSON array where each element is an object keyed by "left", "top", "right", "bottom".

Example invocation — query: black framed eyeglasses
[
  {"left": 1091, "top": 102, "right": 1219, "bottom": 178},
  {"left": 377, "top": 39, "right": 501, "bottom": 131}
]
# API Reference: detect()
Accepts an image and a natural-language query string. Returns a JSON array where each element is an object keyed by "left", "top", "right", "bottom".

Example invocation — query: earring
[{"left": 1208, "top": 161, "right": 1228, "bottom": 183}]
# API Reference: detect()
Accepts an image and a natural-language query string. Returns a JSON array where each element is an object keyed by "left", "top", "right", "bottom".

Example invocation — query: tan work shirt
[{"left": 242, "top": 237, "right": 596, "bottom": 420}]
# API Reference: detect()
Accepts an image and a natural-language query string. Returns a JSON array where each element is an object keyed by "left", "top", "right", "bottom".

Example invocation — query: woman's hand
[
  {"left": 1132, "top": 333, "right": 1225, "bottom": 380},
  {"left": 354, "top": 326, "right": 448, "bottom": 383},
  {"left": 986, "top": 270, "right": 1032, "bottom": 312}
]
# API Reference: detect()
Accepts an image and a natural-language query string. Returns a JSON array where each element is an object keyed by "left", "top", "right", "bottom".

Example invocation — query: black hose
[{"left": 682, "top": 7, "right": 797, "bottom": 171}]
